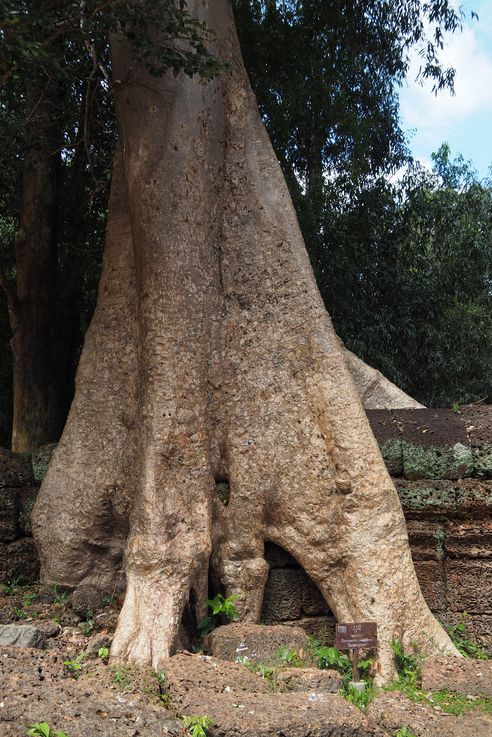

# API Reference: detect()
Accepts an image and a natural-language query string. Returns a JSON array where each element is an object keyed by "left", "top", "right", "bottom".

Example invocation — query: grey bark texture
[{"left": 32, "top": 0, "right": 457, "bottom": 681}]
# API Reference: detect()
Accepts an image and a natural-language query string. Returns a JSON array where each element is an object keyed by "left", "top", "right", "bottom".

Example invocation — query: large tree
[{"left": 33, "top": 0, "right": 458, "bottom": 680}]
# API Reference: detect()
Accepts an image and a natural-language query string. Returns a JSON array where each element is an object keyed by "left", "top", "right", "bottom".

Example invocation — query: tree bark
[
  {"left": 9, "top": 75, "right": 71, "bottom": 452},
  {"left": 33, "top": 0, "right": 457, "bottom": 681}
]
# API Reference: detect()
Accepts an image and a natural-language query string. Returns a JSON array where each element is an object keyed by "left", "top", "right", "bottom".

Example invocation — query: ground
[{"left": 1, "top": 584, "right": 491, "bottom": 737}]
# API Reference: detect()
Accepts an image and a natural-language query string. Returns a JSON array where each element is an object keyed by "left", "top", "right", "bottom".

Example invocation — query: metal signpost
[{"left": 335, "top": 622, "right": 378, "bottom": 683}]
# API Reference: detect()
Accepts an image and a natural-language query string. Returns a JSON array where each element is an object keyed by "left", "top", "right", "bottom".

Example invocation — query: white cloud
[{"left": 400, "top": 8, "right": 492, "bottom": 144}]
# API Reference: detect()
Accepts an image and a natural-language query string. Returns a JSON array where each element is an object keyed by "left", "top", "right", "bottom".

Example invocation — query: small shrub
[
  {"left": 276, "top": 646, "right": 302, "bottom": 667},
  {"left": 447, "top": 613, "right": 489, "bottom": 659},
  {"left": 395, "top": 727, "right": 416, "bottom": 737},
  {"left": 98, "top": 647, "right": 109, "bottom": 660},
  {"left": 198, "top": 594, "right": 240, "bottom": 637},
  {"left": 80, "top": 609, "right": 94, "bottom": 636},
  {"left": 391, "top": 640, "right": 422, "bottom": 688},
  {"left": 180, "top": 715, "right": 213, "bottom": 737},
  {"left": 51, "top": 586, "right": 68, "bottom": 607},
  {"left": 0, "top": 576, "right": 21, "bottom": 595},
  {"left": 110, "top": 664, "right": 134, "bottom": 691},
  {"left": 63, "top": 654, "right": 84, "bottom": 676},
  {"left": 25, "top": 723, "right": 68, "bottom": 737},
  {"left": 344, "top": 681, "right": 375, "bottom": 712}
]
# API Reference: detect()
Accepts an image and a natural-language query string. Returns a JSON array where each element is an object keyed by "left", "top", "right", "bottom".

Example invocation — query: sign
[
  {"left": 335, "top": 622, "right": 378, "bottom": 683},
  {"left": 335, "top": 622, "right": 378, "bottom": 651}
]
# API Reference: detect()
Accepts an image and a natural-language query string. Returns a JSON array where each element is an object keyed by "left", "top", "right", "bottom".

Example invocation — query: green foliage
[
  {"left": 25, "top": 723, "right": 68, "bottom": 737},
  {"left": 447, "top": 613, "right": 489, "bottom": 660},
  {"left": 344, "top": 681, "right": 376, "bottom": 712},
  {"left": 180, "top": 715, "right": 214, "bottom": 737},
  {"left": 387, "top": 639, "right": 492, "bottom": 716},
  {"left": 425, "top": 689, "right": 492, "bottom": 716},
  {"left": 242, "top": 660, "right": 277, "bottom": 689},
  {"left": 63, "top": 654, "right": 84, "bottom": 676},
  {"left": 395, "top": 727, "right": 416, "bottom": 737},
  {"left": 51, "top": 586, "right": 68, "bottom": 607},
  {"left": 276, "top": 646, "right": 302, "bottom": 667},
  {"left": 309, "top": 640, "right": 351, "bottom": 675},
  {"left": 0, "top": 1, "right": 223, "bottom": 86},
  {"left": 110, "top": 664, "right": 134, "bottom": 691},
  {"left": 0, "top": 576, "right": 21, "bottom": 595},
  {"left": 391, "top": 640, "right": 422, "bottom": 688},
  {"left": 198, "top": 594, "right": 240, "bottom": 637},
  {"left": 80, "top": 609, "right": 94, "bottom": 636},
  {"left": 152, "top": 670, "right": 172, "bottom": 706},
  {"left": 97, "top": 647, "right": 109, "bottom": 660}
]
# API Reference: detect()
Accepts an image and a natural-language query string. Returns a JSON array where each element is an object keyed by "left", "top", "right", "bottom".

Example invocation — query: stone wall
[
  {"left": 1, "top": 409, "right": 491, "bottom": 652},
  {"left": 261, "top": 406, "right": 492, "bottom": 654}
]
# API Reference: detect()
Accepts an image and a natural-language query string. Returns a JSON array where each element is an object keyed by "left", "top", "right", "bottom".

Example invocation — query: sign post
[{"left": 335, "top": 622, "right": 378, "bottom": 686}]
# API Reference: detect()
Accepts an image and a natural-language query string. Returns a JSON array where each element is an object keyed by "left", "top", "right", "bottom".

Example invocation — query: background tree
[{"left": 0, "top": 0, "right": 221, "bottom": 451}]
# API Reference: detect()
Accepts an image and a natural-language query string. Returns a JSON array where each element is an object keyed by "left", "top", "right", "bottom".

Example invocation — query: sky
[{"left": 399, "top": 0, "right": 492, "bottom": 180}]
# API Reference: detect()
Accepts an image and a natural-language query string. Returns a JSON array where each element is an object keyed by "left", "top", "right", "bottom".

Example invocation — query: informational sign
[
  {"left": 335, "top": 622, "right": 378, "bottom": 681},
  {"left": 335, "top": 622, "right": 378, "bottom": 650}
]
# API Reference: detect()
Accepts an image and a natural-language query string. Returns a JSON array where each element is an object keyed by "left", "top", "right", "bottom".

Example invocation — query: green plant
[
  {"left": 276, "top": 646, "right": 302, "bottom": 667},
  {"left": 51, "top": 586, "right": 68, "bottom": 607},
  {"left": 395, "top": 727, "right": 416, "bottom": 737},
  {"left": 240, "top": 658, "right": 277, "bottom": 689},
  {"left": 14, "top": 607, "right": 30, "bottom": 620},
  {"left": 180, "top": 715, "right": 213, "bottom": 737},
  {"left": 25, "top": 723, "right": 68, "bottom": 737},
  {"left": 151, "top": 670, "right": 173, "bottom": 706},
  {"left": 309, "top": 640, "right": 352, "bottom": 675},
  {"left": 391, "top": 640, "right": 422, "bottom": 688},
  {"left": 80, "top": 609, "right": 94, "bottom": 636},
  {"left": 447, "top": 613, "right": 489, "bottom": 659},
  {"left": 111, "top": 664, "right": 134, "bottom": 691},
  {"left": 63, "top": 654, "right": 84, "bottom": 676},
  {"left": 344, "top": 681, "right": 375, "bottom": 712},
  {"left": 98, "top": 647, "right": 109, "bottom": 660},
  {"left": 198, "top": 594, "right": 240, "bottom": 637},
  {"left": 101, "top": 595, "right": 116, "bottom": 607},
  {"left": 0, "top": 576, "right": 21, "bottom": 595}
]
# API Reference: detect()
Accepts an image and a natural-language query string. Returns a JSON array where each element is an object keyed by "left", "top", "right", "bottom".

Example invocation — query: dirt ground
[{"left": 1, "top": 584, "right": 492, "bottom": 737}]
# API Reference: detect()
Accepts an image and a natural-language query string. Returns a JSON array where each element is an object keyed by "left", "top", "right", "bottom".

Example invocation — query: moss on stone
[
  {"left": 472, "top": 444, "right": 492, "bottom": 479},
  {"left": 379, "top": 439, "right": 403, "bottom": 475},
  {"left": 401, "top": 441, "right": 473, "bottom": 480},
  {"left": 396, "top": 484, "right": 457, "bottom": 512}
]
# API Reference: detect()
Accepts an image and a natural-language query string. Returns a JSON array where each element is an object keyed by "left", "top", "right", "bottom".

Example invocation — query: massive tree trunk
[{"left": 33, "top": 0, "right": 457, "bottom": 680}]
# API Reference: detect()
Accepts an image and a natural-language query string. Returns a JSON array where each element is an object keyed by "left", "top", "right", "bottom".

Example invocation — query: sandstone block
[
  {"left": 70, "top": 584, "right": 106, "bottom": 617},
  {"left": 446, "top": 520, "right": 492, "bottom": 558},
  {"left": 161, "top": 652, "right": 270, "bottom": 699},
  {"left": 0, "top": 448, "right": 34, "bottom": 488},
  {"left": 422, "top": 655, "right": 492, "bottom": 697},
  {"left": 282, "top": 616, "right": 336, "bottom": 645},
  {"left": 261, "top": 568, "right": 303, "bottom": 621},
  {"left": 413, "top": 560, "right": 446, "bottom": 612},
  {"left": 204, "top": 623, "right": 311, "bottom": 665},
  {"left": 396, "top": 480, "right": 458, "bottom": 516},
  {"left": 0, "top": 623, "right": 47, "bottom": 648},
  {"left": 300, "top": 571, "right": 330, "bottom": 616},
  {"left": 0, "top": 537, "right": 39, "bottom": 584},
  {"left": 446, "top": 560, "right": 492, "bottom": 613},
  {"left": 177, "top": 690, "right": 387, "bottom": 737},
  {"left": 276, "top": 666, "right": 342, "bottom": 693},
  {"left": 31, "top": 442, "right": 58, "bottom": 482},
  {"left": 406, "top": 520, "right": 446, "bottom": 561}
]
